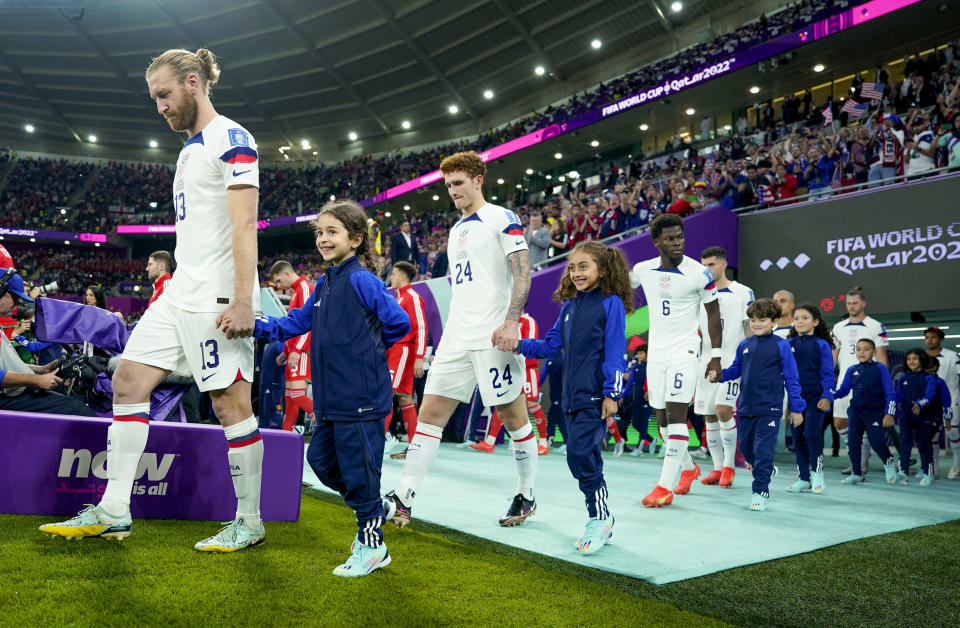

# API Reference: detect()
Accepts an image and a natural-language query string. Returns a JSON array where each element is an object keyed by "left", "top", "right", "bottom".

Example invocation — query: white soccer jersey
[
  {"left": 631, "top": 255, "right": 718, "bottom": 362},
  {"left": 165, "top": 115, "right": 261, "bottom": 313},
  {"left": 699, "top": 280, "right": 754, "bottom": 367},
  {"left": 441, "top": 203, "right": 527, "bottom": 350},
  {"left": 773, "top": 325, "right": 793, "bottom": 339},
  {"left": 933, "top": 347, "right": 960, "bottom": 409},
  {"left": 832, "top": 316, "right": 889, "bottom": 373}
]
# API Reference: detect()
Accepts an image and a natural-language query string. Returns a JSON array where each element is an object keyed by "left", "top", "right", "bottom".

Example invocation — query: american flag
[
  {"left": 841, "top": 99, "right": 868, "bottom": 118},
  {"left": 860, "top": 81, "right": 885, "bottom": 100},
  {"left": 830, "top": 163, "right": 842, "bottom": 189},
  {"left": 758, "top": 184, "right": 774, "bottom": 205},
  {"left": 822, "top": 105, "right": 833, "bottom": 126}
]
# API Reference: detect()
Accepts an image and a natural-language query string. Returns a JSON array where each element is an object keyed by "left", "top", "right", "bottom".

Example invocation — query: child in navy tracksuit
[
  {"left": 833, "top": 338, "right": 899, "bottom": 485},
  {"left": 925, "top": 356, "right": 952, "bottom": 479},
  {"left": 254, "top": 200, "right": 409, "bottom": 577},
  {"left": 896, "top": 349, "right": 938, "bottom": 485},
  {"left": 713, "top": 298, "right": 804, "bottom": 512},
  {"left": 786, "top": 304, "right": 836, "bottom": 494},
  {"left": 540, "top": 356, "right": 568, "bottom": 446},
  {"left": 516, "top": 241, "right": 629, "bottom": 555}
]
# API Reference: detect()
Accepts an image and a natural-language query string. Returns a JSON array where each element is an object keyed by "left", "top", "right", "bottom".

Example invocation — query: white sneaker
[
  {"left": 613, "top": 441, "right": 625, "bottom": 457},
  {"left": 194, "top": 518, "right": 265, "bottom": 552},
  {"left": 630, "top": 446, "right": 643, "bottom": 457},
  {"left": 559, "top": 444, "right": 567, "bottom": 455},
  {"left": 948, "top": 464, "right": 960, "bottom": 480},
  {"left": 384, "top": 434, "right": 401, "bottom": 455}
]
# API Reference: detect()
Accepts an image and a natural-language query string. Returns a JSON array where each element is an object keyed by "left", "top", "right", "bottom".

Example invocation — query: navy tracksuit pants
[
  {"left": 258, "top": 341, "right": 285, "bottom": 429},
  {"left": 848, "top": 407, "right": 894, "bottom": 472},
  {"left": 739, "top": 414, "right": 780, "bottom": 497},
  {"left": 547, "top": 398, "right": 567, "bottom": 442},
  {"left": 307, "top": 418, "right": 386, "bottom": 547},
  {"left": 565, "top": 409, "right": 610, "bottom": 519},
  {"left": 900, "top": 416, "right": 937, "bottom": 477},
  {"left": 791, "top": 395, "right": 826, "bottom": 481}
]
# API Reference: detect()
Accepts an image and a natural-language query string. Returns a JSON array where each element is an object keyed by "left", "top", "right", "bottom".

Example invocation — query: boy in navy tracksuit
[
  {"left": 713, "top": 298, "right": 804, "bottom": 512},
  {"left": 540, "top": 355, "right": 568, "bottom": 447},
  {"left": 925, "top": 357, "right": 952, "bottom": 479},
  {"left": 896, "top": 350, "right": 938, "bottom": 485},
  {"left": 833, "top": 338, "right": 899, "bottom": 485},
  {"left": 622, "top": 348, "right": 652, "bottom": 454},
  {"left": 254, "top": 202, "right": 409, "bottom": 577},
  {"left": 516, "top": 241, "right": 629, "bottom": 555}
]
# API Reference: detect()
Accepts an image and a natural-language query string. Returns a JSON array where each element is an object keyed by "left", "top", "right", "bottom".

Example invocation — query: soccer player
[
  {"left": 385, "top": 260, "right": 428, "bottom": 458},
  {"left": 40, "top": 48, "right": 266, "bottom": 551},
  {"left": 145, "top": 250, "right": 173, "bottom": 308},
  {"left": 771, "top": 290, "right": 795, "bottom": 338},
  {"left": 923, "top": 327, "right": 960, "bottom": 479},
  {"left": 268, "top": 260, "right": 314, "bottom": 432},
  {"left": 385, "top": 151, "right": 538, "bottom": 528},
  {"left": 831, "top": 286, "right": 888, "bottom": 475},
  {"left": 694, "top": 246, "right": 753, "bottom": 487},
  {"left": 630, "top": 214, "right": 722, "bottom": 507}
]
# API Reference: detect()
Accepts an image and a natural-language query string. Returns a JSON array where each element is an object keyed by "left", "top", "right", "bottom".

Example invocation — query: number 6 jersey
[{"left": 441, "top": 203, "right": 528, "bottom": 351}]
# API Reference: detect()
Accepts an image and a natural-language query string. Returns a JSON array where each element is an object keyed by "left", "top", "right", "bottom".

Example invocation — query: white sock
[
  {"left": 396, "top": 423, "right": 444, "bottom": 505},
  {"left": 931, "top": 432, "right": 941, "bottom": 476},
  {"left": 719, "top": 418, "right": 738, "bottom": 467},
  {"left": 657, "top": 423, "right": 688, "bottom": 489},
  {"left": 99, "top": 403, "right": 150, "bottom": 517},
  {"left": 484, "top": 433, "right": 497, "bottom": 446},
  {"left": 679, "top": 428, "right": 695, "bottom": 471},
  {"left": 223, "top": 416, "right": 263, "bottom": 529},
  {"left": 948, "top": 426, "right": 960, "bottom": 465},
  {"left": 508, "top": 424, "right": 538, "bottom": 500},
  {"left": 838, "top": 425, "right": 849, "bottom": 447},
  {"left": 705, "top": 425, "right": 723, "bottom": 471}
]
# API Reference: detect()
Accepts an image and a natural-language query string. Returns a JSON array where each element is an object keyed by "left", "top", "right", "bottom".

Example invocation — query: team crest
[
  {"left": 228, "top": 128, "right": 250, "bottom": 147},
  {"left": 659, "top": 275, "right": 672, "bottom": 290},
  {"left": 457, "top": 227, "right": 470, "bottom": 247}
]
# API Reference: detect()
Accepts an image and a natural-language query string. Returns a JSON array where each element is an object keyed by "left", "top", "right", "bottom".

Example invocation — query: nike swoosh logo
[
  {"left": 515, "top": 239, "right": 524, "bottom": 245},
  {"left": 496, "top": 390, "right": 509, "bottom": 397},
  {"left": 232, "top": 169, "right": 251, "bottom": 177},
  {"left": 201, "top": 373, "right": 216, "bottom": 382}
]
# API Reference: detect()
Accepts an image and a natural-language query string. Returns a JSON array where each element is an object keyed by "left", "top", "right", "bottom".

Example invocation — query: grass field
[{"left": 2, "top": 489, "right": 957, "bottom": 627}]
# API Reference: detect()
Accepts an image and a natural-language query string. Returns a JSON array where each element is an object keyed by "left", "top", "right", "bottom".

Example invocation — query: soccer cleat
[
  {"left": 469, "top": 441, "right": 495, "bottom": 453},
  {"left": 499, "top": 494, "right": 536, "bottom": 527},
  {"left": 383, "top": 491, "right": 411, "bottom": 528},
  {"left": 575, "top": 516, "right": 615, "bottom": 555},
  {"left": 785, "top": 479, "right": 812, "bottom": 493},
  {"left": 673, "top": 462, "right": 701, "bottom": 495},
  {"left": 896, "top": 471, "right": 909, "bottom": 485},
  {"left": 194, "top": 518, "right": 265, "bottom": 552},
  {"left": 719, "top": 466, "right": 736, "bottom": 487},
  {"left": 558, "top": 444, "right": 567, "bottom": 455},
  {"left": 811, "top": 471, "right": 825, "bottom": 494},
  {"left": 641, "top": 485, "right": 673, "bottom": 508},
  {"left": 455, "top": 440, "right": 474, "bottom": 449},
  {"left": 840, "top": 474, "right": 864, "bottom": 485},
  {"left": 690, "top": 448, "right": 708, "bottom": 460},
  {"left": 918, "top": 474, "right": 933, "bottom": 487},
  {"left": 39, "top": 504, "right": 132, "bottom": 541},
  {"left": 630, "top": 446, "right": 643, "bottom": 457},
  {"left": 749, "top": 493, "right": 768, "bottom": 512},
  {"left": 884, "top": 460, "right": 898, "bottom": 484},
  {"left": 384, "top": 434, "right": 401, "bottom": 455},
  {"left": 537, "top": 444, "right": 550, "bottom": 456},
  {"left": 700, "top": 470, "right": 722, "bottom": 485},
  {"left": 389, "top": 448, "right": 408, "bottom": 460},
  {"left": 613, "top": 441, "right": 625, "bottom": 458},
  {"left": 332, "top": 540, "right": 391, "bottom": 577},
  {"left": 841, "top": 465, "right": 853, "bottom": 475},
  {"left": 948, "top": 464, "right": 960, "bottom": 480}
]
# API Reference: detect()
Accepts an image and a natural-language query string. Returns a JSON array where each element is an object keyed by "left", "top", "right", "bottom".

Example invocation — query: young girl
[
  {"left": 895, "top": 349, "right": 938, "bottom": 486},
  {"left": 254, "top": 200, "right": 410, "bottom": 576},
  {"left": 786, "top": 304, "right": 836, "bottom": 494},
  {"left": 513, "top": 241, "right": 630, "bottom": 555},
  {"left": 924, "top": 357, "right": 952, "bottom": 479}
]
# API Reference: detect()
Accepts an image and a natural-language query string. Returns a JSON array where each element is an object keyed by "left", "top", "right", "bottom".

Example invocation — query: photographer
[{"left": 0, "top": 269, "right": 95, "bottom": 416}]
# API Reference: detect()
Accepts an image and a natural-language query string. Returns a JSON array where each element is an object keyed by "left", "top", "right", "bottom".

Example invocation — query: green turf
[{"left": 3, "top": 490, "right": 956, "bottom": 627}]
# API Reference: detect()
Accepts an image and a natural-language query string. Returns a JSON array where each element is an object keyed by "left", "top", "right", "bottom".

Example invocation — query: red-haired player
[
  {"left": 269, "top": 260, "right": 315, "bottom": 431},
  {"left": 385, "top": 261, "right": 427, "bottom": 458}
]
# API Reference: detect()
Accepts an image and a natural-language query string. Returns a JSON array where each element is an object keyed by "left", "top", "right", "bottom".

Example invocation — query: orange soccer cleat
[
  {"left": 537, "top": 444, "right": 549, "bottom": 456},
  {"left": 719, "top": 466, "right": 736, "bottom": 487},
  {"left": 674, "top": 462, "right": 701, "bottom": 495},
  {"left": 469, "top": 441, "right": 495, "bottom": 453},
  {"left": 641, "top": 485, "right": 674, "bottom": 508},
  {"left": 700, "top": 470, "right": 722, "bottom": 485}
]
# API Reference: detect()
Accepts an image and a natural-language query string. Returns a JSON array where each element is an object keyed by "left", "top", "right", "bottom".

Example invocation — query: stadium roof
[{"left": 0, "top": 0, "right": 748, "bottom": 160}]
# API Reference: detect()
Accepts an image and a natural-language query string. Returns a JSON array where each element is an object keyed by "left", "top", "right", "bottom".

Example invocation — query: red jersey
[
  {"left": 394, "top": 284, "right": 427, "bottom": 358},
  {"left": 519, "top": 313, "right": 539, "bottom": 370},
  {"left": 0, "top": 244, "right": 15, "bottom": 338},
  {"left": 147, "top": 272, "right": 171, "bottom": 308},
  {"left": 285, "top": 275, "right": 314, "bottom": 356}
]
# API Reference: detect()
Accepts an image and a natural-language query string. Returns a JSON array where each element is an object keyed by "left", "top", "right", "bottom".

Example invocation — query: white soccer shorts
[
  {"left": 424, "top": 345, "right": 525, "bottom": 407},
  {"left": 694, "top": 377, "right": 741, "bottom": 416},
  {"left": 647, "top": 354, "right": 700, "bottom": 410},
  {"left": 122, "top": 296, "right": 254, "bottom": 393}
]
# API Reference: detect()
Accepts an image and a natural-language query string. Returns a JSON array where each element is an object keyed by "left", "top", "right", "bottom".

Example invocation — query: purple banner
[
  {"left": 0, "top": 226, "right": 107, "bottom": 243},
  {"left": 0, "top": 411, "right": 303, "bottom": 521}
]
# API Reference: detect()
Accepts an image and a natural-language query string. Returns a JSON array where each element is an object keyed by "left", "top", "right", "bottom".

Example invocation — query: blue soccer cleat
[
  {"left": 39, "top": 504, "right": 132, "bottom": 541},
  {"left": 575, "top": 516, "right": 614, "bottom": 555},
  {"left": 333, "top": 540, "right": 391, "bottom": 577}
]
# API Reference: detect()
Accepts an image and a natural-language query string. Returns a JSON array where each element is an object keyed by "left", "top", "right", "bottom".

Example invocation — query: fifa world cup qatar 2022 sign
[{"left": 738, "top": 175, "right": 960, "bottom": 317}]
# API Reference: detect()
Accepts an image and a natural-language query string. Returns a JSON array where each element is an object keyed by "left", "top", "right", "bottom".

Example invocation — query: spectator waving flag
[
  {"left": 822, "top": 106, "right": 833, "bottom": 126},
  {"left": 830, "top": 163, "right": 842, "bottom": 189},
  {"left": 860, "top": 82, "right": 885, "bottom": 100},
  {"left": 758, "top": 183, "right": 774, "bottom": 205},
  {"left": 841, "top": 99, "right": 868, "bottom": 118}
]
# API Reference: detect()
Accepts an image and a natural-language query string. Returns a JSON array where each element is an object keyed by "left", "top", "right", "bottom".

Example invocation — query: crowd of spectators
[{"left": 13, "top": 246, "right": 143, "bottom": 297}]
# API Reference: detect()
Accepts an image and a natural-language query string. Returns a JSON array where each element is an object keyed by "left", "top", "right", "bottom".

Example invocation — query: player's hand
[
  {"left": 882, "top": 414, "right": 895, "bottom": 428},
  {"left": 492, "top": 319, "right": 520, "bottom": 352},
  {"left": 705, "top": 357, "right": 721, "bottom": 381},
  {"left": 816, "top": 398, "right": 831, "bottom": 412},
  {"left": 707, "top": 370, "right": 719, "bottom": 383},
  {"left": 788, "top": 412, "right": 804, "bottom": 427},
  {"left": 275, "top": 352, "right": 287, "bottom": 366},
  {"left": 601, "top": 397, "right": 618, "bottom": 419},
  {"left": 911, "top": 401, "right": 921, "bottom": 415},
  {"left": 414, "top": 358, "right": 425, "bottom": 378},
  {"left": 217, "top": 302, "right": 255, "bottom": 339},
  {"left": 288, "top": 352, "right": 300, "bottom": 370},
  {"left": 38, "top": 359, "right": 62, "bottom": 374},
  {"left": 34, "top": 370, "right": 63, "bottom": 390}
]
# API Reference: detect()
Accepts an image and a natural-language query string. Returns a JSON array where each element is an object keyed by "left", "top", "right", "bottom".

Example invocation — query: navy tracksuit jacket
[
  {"left": 787, "top": 334, "right": 835, "bottom": 478},
  {"left": 255, "top": 255, "right": 409, "bottom": 544},
  {"left": 896, "top": 371, "right": 938, "bottom": 476},
  {"left": 520, "top": 288, "right": 626, "bottom": 519},
  {"left": 722, "top": 332, "right": 805, "bottom": 497},
  {"left": 834, "top": 361, "right": 898, "bottom": 470}
]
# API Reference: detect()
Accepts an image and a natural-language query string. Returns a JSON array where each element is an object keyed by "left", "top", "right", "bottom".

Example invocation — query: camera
[{"left": 36, "top": 281, "right": 58, "bottom": 296}]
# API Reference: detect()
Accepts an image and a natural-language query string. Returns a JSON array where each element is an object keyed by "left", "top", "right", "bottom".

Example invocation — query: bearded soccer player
[
  {"left": 384, "top": 151, "right": 537, "bottom": 527},
  {"left": 269, "top": 260, "right": 315, "bottom": 432},
  {"left": 40, "top": 48, "right": 265, "bottom": 551},
  {"left": 630, "top": 214, "right": 722, "bottom": 507},
  {"left": 145, "top": 250, "right": 173, "bottom": 309}
]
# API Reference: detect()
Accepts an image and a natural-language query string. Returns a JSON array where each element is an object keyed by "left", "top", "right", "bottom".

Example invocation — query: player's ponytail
[
  {"left": 314, "top": 200, "right": 380, "bottom": 274},
  {"left": 146, "top": 48, "right": 221, "bottom": 94}
]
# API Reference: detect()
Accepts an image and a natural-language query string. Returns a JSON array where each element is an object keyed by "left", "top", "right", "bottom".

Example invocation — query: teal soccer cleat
[
  {"left": 575, "top": 516, "right": 614, "bottom": 555},
  {"left": 194, "top": 518, "right": 265, "bottom": 552},
  {"left": 333, "top": 541, "right": 391, "bottom": 577},
  {"left": 39, "top": 504, "right": 132, "bottom": 541}
]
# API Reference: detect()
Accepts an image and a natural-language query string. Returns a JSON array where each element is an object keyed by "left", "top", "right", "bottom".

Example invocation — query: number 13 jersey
[{"left": 441, "top": 203, "right": 528, "bottom": 351}]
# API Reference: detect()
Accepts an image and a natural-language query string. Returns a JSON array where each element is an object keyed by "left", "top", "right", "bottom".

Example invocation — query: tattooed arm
[{"left": 491, "top": 249, "right": 531, "bottom": 351}]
